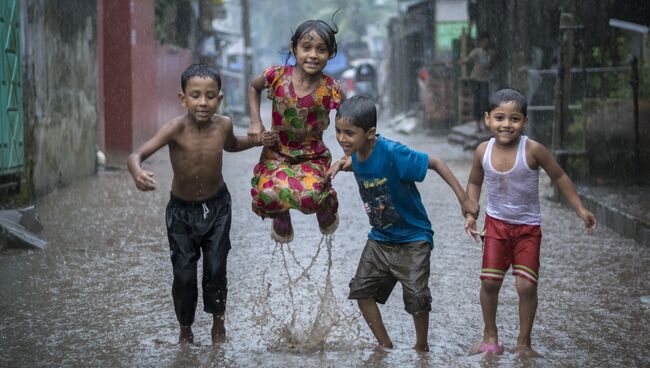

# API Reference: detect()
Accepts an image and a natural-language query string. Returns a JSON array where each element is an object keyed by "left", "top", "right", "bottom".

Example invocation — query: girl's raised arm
[{"left": 247, "top": 74, "right": 266, "bottom": 143}]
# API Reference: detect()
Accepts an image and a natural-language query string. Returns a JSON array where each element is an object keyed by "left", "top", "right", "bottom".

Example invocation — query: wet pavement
[{"left": 1, "top": 113, "right": 649, "bottom": 367}]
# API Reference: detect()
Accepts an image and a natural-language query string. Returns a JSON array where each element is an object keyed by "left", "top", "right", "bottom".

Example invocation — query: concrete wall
[
  {"left": 100, "top": 0, "right": 131, "bottom": 153},
  {"left": 21, "top": 0, "right": 98, "bottom": 196},
  {"left": 130, "top": 0, "right": 157, "bottom": 147}
]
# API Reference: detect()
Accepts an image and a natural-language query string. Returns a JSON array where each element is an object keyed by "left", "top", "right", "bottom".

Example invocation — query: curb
[{"left": 578, "top": 189, "right": 650, "bottom": 246}]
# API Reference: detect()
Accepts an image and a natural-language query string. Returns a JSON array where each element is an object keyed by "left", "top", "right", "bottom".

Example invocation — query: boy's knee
[
  {"left": 515, "top": 278, "right": 537, "bottom": 298},
  {"left": 174, "top": 273, "right": 196, "bottom": 289},
  {"left": 481, "top": 279, "right": 503, "bottom": 294}
]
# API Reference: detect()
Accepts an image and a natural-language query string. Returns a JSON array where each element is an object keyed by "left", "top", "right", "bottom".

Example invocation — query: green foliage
[
  {"left": 639, "top": 60, "right": 650, "bottom": 99},
  {"left": 565, "top": 109, "right": 586, "bottom": 150},
  {"left": 155, "top": 0, "right": 177, "bottom": 44},
  {"left": 583, "top": 35, "right": 649, "bottom": 100}
]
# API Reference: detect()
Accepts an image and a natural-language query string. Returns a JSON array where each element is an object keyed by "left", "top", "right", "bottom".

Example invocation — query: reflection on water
[{"left": 1, "top": 133, "right": 649, "bottom": 367}]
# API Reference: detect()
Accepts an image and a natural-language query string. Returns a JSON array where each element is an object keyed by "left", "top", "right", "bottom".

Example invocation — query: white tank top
[{"left": 483, "top": 136, "right": 541, "bottom": 225}]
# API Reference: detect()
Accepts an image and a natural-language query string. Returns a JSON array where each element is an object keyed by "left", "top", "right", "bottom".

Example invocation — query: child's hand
[
  {"left": 464, "top": 214, "right": 481, "bottom": 243},
  {"left": 261, "top": 130, "right": 278, "bottom": 147},
  {"left": 461, "top": 197, "right": 479, "bottom": 218},
  {"left": 324, "top": 156, "right": 351, "bottom": 183},
  {"left": 247, "top": 122, "right": 265, "bottom": 144},
  {"left": 324, "top": 162, "right": 342, "bottom": 183},
  {"left": 133, "top": 170, "right": 156, "bottom": 191},
  {"left": 578, "top": 208, "right": 597, "bottom": 231}
]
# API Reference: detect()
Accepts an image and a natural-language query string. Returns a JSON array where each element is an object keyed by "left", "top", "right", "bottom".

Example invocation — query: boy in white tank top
[{"left": 464, "top": 89, "right": 597, "bottom": 357}]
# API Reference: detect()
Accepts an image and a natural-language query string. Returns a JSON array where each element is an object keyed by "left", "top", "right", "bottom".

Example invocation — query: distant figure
[
  {"left": 326, "top": 96, "right": 477, "bottom": 352},
  {"left": 354, "top": 62, "right": 378, "bottom": 101},
  {"left": 464, "top": 89, "right": 597, "bottom": 357},
  {"left": 127, "top": 64, "right": 271, "bottom": 345},
  {"left": 462, "top": 32, "right": 496, "bottom": 132},
  {"left": 247, "top": 17, "right": 345, "bottom": 243}
]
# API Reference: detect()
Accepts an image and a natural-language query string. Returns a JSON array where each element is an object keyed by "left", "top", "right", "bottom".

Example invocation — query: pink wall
[
  {"left": 131, "top": 0, "right": 157, "bottom": 147},
  {"left": 99, "top": 0, "right": 193, "bottom": 153},
  {"left": 156, "top": 45, "right": 193, "bottom": 126},
  {"left": 102, "top": 0, "right": 133, "bottom": 153}
]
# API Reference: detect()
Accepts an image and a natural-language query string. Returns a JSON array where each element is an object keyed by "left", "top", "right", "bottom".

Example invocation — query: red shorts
[{"left": 480, "top": 215, "right": 542, "bottom": 285}]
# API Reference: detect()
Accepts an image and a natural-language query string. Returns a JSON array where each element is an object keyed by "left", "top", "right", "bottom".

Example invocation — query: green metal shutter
[{"left": 0, "top": 0, "right": 24, "bottom": 176}]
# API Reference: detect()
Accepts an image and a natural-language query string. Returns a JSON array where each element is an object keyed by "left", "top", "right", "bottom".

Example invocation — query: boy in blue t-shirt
[{"left": 327, "top": 96, "right": 477, "bottom": 352}]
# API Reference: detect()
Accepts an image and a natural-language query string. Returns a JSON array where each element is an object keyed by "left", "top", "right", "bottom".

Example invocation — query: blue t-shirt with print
[{"left": 351, "top": 135, "right": 434, "bottom": 246}]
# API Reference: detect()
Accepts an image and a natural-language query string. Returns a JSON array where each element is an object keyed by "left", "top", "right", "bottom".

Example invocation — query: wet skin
[
  {"left": 128, "top": 76, "right": 261, "bottom": 202},
  {"left": 464, "top": 100, "right": 597, "bottom": 354},
  {"left": 246, "top": 30, "right": 333, "bottom": 143},
  {"left": 334, "top": 117, "right": 376, "bottom": 160},
  {"left": 127, "top": 76, "right": 262, "bottom": 345}
]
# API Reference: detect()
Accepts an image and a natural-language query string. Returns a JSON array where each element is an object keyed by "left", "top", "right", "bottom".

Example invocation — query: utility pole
[
  {"left": 552, "top": 12, "right": 579, "bottom": 152},
  {"left": 241, "top": 0, "right": 252, "bottom": 114},
  {"left": 629, "top": 56, "right": 640, "bottom": 183}
]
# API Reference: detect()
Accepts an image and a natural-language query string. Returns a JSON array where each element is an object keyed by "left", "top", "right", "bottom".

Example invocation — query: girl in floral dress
[{"left": 247, "top": 19, "right": 344, "bottom": 243}]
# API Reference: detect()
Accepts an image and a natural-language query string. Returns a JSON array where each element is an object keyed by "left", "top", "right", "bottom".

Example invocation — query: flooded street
[{"left": 1, "top": 118, "right": 649, "bottom": 368}]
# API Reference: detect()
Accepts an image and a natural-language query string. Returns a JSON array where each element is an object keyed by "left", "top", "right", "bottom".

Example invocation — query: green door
[{"left": 0, "top": 0, "right": 24, "bottom": 176}]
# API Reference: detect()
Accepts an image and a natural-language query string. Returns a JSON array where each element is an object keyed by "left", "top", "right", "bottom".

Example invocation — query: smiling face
[
  {"left": 335, "top": 117, "right": 376, "bottom": 159},
  {"left": 179, "top": 77, "right": 222, "bottom": 123},
  {"left": 485, "top": 101, "right": 528, "bottom": 146},
  {"left": 293, "top": 31, "right": 331, "bottom": 76}
]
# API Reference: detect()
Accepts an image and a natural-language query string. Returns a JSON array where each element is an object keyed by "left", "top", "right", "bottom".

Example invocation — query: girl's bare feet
[{"left": 179, "top": 326, "right": 194, "bottom": 344}]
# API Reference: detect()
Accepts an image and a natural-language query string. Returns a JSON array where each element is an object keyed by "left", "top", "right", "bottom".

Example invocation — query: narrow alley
[{"left": 1, "top": 119, "right": 648, "bottom": 367}]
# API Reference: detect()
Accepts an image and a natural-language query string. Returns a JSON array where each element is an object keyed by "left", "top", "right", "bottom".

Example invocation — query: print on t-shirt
[{"left": 357, "top": 176, "right": 402, "bottom": 229}]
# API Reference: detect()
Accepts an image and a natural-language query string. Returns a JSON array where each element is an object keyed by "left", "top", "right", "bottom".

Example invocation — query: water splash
[{"left": 250, "top": 236, "right": 361, "bottom": 353}]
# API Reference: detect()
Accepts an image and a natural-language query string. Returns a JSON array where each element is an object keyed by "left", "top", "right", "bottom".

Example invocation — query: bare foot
[
  {"left": 212, "top": 315, "right": 226, "bottom": 345},
  {"left": 513, "top": 345, "right": 541, "bottom": 358},
  {"left": 179, "top": 326, "right": 194, "bottom": 344},
  {"left": 372, "top": 342, "right": 393, "bottom": 350},
  {"left": 414, "top": 344, "right": 430, "bottom": 352}
]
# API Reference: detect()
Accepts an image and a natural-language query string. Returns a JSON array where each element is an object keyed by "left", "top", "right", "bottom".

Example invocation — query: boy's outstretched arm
[
  {"left": 428, "top": 156, "right": 478, "bottom": 218},
  {"left": 127, "top": 120, "right": 177, "bottom": 191},
  {"left": 464, "top": 146, "right": 486, "bottom": 242},
  {"left": 223, "top": 116, "right": 266, "bottom": 152},
  {"left": 324, "top": 155, "right": 352, "bottom": 183},
  {"left": 247, "top": 74, "right": 266, "bottom": 143},
  {"left": 533, "top": 141, "right": 597, "bottom": 230}
]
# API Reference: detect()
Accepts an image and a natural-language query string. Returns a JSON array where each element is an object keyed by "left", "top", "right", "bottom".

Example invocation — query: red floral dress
[{"left": 251, "top": 65, "right": 342, "bottom": 218}]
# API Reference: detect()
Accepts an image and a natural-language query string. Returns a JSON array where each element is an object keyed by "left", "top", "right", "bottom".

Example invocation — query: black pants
[{"left": 165, "top": 185, "right": 231, "bottom": 326}]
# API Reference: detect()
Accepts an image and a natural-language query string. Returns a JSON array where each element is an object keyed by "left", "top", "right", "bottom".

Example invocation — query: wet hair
[
  {"left": 286, "top": 12, "right": 339, "bottom": 64},
  {"left": 336, "top": 95, "right": 377, "bottom": 132},
  {"left": 181, "top": 63, "right": 221, "bottom": 92},
  {"left": 488, "top": 88, "right": 528, "bottom": 116}
]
